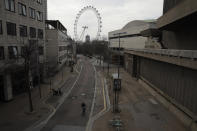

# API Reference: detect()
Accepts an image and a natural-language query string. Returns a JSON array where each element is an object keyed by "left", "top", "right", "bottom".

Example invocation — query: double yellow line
[{"left": 100, "top": 77, "right": 107, "bottom": 113}]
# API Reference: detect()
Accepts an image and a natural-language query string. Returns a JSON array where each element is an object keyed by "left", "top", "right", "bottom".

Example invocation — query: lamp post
[
  {"left": 113, "top": 32, "right": 126, "bottom": 78},
  {"left": 107, "top": 41, "right": 110, "bottom": 75},
  {"left": 112, "top": 32, "right": 126, "bottom": 113}
]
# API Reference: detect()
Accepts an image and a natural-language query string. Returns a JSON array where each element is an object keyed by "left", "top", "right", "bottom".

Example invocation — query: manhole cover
[
  {"left": 81, "top": 93, "right": 86, "bottom": 96},
  {"left": 72, "top": 96, "right": 77, "bottom": 99}
]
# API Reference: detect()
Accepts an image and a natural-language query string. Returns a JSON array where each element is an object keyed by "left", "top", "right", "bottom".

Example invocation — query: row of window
[
  {"left": 5, "top": 0, "right": 43, "bottom": 21},
  {"left": 59, "top": 46, "right": 67, "bottom": 52},
  {"left": 0, "top": 20, "right": 43, "bottom": 39},
  {"left": 0, "top": 46, "right": 44, "bottom": 60}
]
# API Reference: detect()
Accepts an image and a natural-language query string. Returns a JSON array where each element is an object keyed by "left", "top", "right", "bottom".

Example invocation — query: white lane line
[
  {"left": 24, "top": 63, "right": 84, "bottom": 131},
  {"left": 149, "top": 98, "right": 158, "bottom": 105},
  {"left": 86, "top": 63, "right": 97, "bottom": 131}
]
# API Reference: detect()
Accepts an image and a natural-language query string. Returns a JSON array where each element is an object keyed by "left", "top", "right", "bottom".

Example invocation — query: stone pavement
[
  {"left": 0, "top": 63, "right": 80, "bottom": 131},
  {"left": 92, "top": 67, "right": 187, "bottom": 131}
]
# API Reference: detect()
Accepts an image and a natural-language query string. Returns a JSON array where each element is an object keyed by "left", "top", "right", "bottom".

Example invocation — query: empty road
[{"left": 41, "top": 57, "right": 96, "bottom": 131}]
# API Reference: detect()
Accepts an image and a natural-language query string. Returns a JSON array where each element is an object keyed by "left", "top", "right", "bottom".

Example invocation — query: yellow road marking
[
  {"left": 98, "top": 77, "right": 107, "bottom": 114},
  {"left": 102, "top": 77, "right": 107, "bottom": 111}
]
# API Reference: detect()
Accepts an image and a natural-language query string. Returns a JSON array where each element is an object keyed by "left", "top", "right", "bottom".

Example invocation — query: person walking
[{"left": 81, "top": 102, "right": 86, "bottom": 116}]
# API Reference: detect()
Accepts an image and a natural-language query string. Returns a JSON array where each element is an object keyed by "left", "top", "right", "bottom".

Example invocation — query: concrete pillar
[{"left": 4, "top": 73, "right": 13, "bottom": 101}]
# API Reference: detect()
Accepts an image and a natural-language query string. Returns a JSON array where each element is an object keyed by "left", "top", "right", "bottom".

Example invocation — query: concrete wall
[
  {"left": 163, "top": 0, "right": 184, "bottom": 14},
  {"left": 158, "top": 0, "right": 197, "bottom": 50},
  {"left": 124, "top": 52, "right": 197, "bottom": 117},
  {"left": 162, "top": 26, "right": 197, "bottom": 50},
  {"left": 140, "top": 57, "right": 197, "bottom": 117}
]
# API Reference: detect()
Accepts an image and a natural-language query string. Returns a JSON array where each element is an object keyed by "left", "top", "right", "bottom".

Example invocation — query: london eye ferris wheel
[{"left": 74, "top": 6, "right": 102, "bottom": 41}]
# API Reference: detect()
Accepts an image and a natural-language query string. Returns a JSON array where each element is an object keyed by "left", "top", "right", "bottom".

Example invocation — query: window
[
  {"left": 8, "top": 46, "right": 18, "bottom": 59},
  {"left": 38, "top": 29, "right": 43, "bottom": 39},
  {"left": 29, "top": 7, "right": 36, "bottom": 19},
  {"left": 18, "top": 3, "right": 26, "bottom": 16},
  {"left": 5, "top": 0, "right": 15, "bottom": 12},
  {"left": 0, "top": 47, "right": 4, "bottom": 60},
  {"left": 30, "top": 27, "right": 36, "bottom": 38},
  {"left": 0, "top": 21, "right": 2, "bottom": 34},
  {"left": 6, "top": 22, "right": 16, "bottom": 36},
  {"left": 19, "top": 25, "right": 27, "bottom": 37},
  {"left": 36, "top": 11, "right": 43, "bottom": 21},
  {"left": 39, "top": 47, "right": 44, "bottom": 55},
  {"left": 37, "top": 0, "right": 42, "bottom": 4}
]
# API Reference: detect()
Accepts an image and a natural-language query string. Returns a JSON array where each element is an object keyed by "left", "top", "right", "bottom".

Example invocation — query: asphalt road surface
[{"left": 41, "top": 57, "right": 95, "bottom": 131}]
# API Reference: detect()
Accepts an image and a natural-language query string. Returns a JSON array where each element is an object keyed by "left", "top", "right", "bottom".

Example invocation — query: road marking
[
  {"left": 86, "top": 71, "right": 111, "bottom": 131},
  {"left": 74, "top": 60, "right": 80, "bottom": 73},
  {"left": 24, "top": 63, "right": 84, "bottom": 131},
  {"left": 86, "top": 63, "right": 97, "bottom": 131},
  {"left": 149, "top": 98, "right": 158, "bottom": 105},
  {"left": 100, "top": 75, "right": 107, "bottom": 113}
]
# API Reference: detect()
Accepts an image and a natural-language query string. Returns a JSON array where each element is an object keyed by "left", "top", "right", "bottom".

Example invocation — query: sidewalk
[
  {"left": 92, "top": 67, "right": 187, "bottom": 131},
  {"left": 0, "top": 64, "right": 79, "bottom": 131}
]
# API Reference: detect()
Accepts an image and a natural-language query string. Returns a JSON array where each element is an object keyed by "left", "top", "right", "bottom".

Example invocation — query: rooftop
[{"left": 45, "top": 20, "right": 67, "bottom": 34}]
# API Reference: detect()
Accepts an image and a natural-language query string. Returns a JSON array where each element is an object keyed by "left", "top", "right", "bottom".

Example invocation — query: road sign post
[{"left": 112, "top": 73, "right": 121, "bottom": 113}]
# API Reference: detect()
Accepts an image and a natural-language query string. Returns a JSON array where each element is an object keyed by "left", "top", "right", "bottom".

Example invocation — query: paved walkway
[
  {"left": 92, "top": 67, "right": 187, "bottom": 131},
  {"left": 0, "top": 63, "right": 79, "bottom": 131}
]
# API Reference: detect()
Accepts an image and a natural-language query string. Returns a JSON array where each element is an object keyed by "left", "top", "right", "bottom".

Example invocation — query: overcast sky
[{"left": 48, "top": 0, "right": 164, "bottom": 40}]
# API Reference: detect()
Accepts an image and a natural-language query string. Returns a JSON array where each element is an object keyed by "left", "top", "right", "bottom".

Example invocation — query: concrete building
[
  {"left": 109, "top": 20, "right": 157, "bottom": 50},
  {"left": 124, "top": 0, "right": 197, "bottom": 129},
  {"left": 45, "top": 20, "right": 71, "bottom": 73},
  {"left": 158, "top": 0, "right": 197, "bottom": 50},
  {"left": 0, "top": 0, "right": 47, "bottom": 101}
]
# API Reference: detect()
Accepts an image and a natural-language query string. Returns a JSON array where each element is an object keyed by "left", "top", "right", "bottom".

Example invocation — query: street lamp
[
  {"left": 113, "top": 32, "right": 126, "bottom": 78},
  {"left": 112, "top": 32, "right": 126, "bottom": 113},
  {"left": 107, "top": 41, "right": 110, "bottom": 75}
]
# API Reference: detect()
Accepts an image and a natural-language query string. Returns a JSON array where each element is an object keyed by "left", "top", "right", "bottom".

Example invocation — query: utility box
[{"left": 112, "top": 73, "right": 121, "bottom": 91}]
